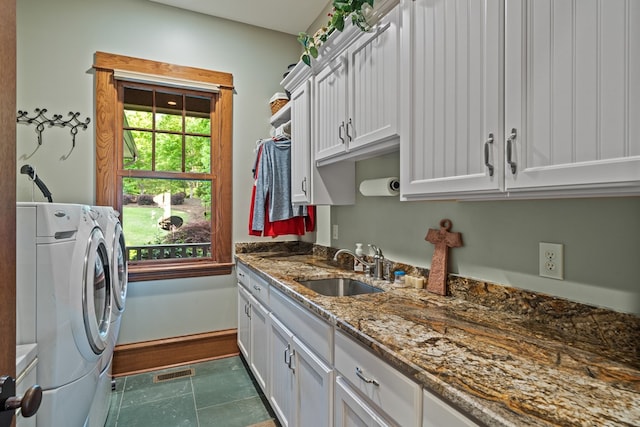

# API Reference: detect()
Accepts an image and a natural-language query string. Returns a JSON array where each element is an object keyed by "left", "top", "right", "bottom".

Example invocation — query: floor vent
[{"left": 153, "top": 368, "right": 195, "bottom": 383}]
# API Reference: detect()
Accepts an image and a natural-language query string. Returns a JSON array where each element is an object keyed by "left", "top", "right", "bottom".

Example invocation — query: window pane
[
  {"left": 123, "top": 87, "right": 153, "bottom": 130},
  {"left": 156, "top": 91, "right": 183, "bottom": 132},
  {"left": 185, "top": 95, "right": 211, "bottom": 135},
  {"left": 122, "top": 178, "right": 212, "bottom": 261},
  {"left": 124, "top": 110, "right": 153, "bottom": 130},
  {"left": 155, "top": 133, "right": 183, "bottom": 172},
  {"left": 124, "top": 130, "right": 152, "bottom": 170},
  {"left": 185, "top": 136, "right": 211, "bottom": 173}
]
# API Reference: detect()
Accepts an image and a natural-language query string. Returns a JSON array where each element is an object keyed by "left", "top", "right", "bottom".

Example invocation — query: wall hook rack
[{"left": 17, "top": 108, "right": 91, "bottom": 155}]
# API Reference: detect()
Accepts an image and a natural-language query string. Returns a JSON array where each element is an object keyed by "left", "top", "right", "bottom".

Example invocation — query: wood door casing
[{"left": 0, "top": 2, "right": 17, "bottom": 427}]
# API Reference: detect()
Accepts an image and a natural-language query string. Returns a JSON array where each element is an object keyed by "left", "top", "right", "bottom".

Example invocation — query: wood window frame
[{"left": 93, "top": 52, "right": 234, "bottom": 281}]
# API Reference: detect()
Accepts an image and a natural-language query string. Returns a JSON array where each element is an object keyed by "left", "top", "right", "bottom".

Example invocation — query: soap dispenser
[{"left": 354, "top": 243, "right": 365, "bottom": 272}]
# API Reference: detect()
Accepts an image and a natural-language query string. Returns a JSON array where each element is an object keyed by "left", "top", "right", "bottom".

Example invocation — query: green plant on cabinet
[{"left": 298, "top": 0, "right": 375, "bottom": 66}]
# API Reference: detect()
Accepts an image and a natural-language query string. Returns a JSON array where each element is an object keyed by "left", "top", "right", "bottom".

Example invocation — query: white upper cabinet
[
  {"left": 400, "top": 0, "right": 503, "bottom": 200},
  {"left": 315, "top": 56, "right": 349, "bottom": 162},
  {"left": 401, "top": 0, "right": 640, "bottom": 201},
  {"left": 283, "top": 63, "right": 356, "bottom": 206},
  {"left": 504, "top": 0, "right": 640, "bottom": 197},
  {"left": 314, "top": 5, "right": 401, "bottom": 166},
  {"left": 290, "top": 81, "right": 312, "bottom": 205}
]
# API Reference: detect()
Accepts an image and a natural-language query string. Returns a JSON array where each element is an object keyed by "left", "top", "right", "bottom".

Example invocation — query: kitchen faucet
[{"left": 333, "top": 244, "right": 386, "bottom": 280}]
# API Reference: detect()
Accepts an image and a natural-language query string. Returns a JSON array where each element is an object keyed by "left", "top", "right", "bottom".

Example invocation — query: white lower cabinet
[
  {"left": 237, "top": 284, "right": 251, "bottom": 359},
  {"left": 293, "top": 335, "right": 333, "bottom": 427},
  {"left": 269, "top": 315, "right": 295, "bottom": 427},
  {"left": 249, "top": 295, "right": 270, "bottom": 392},
  {"left": 422, "top": 389, "right": 479, "bottom": 427},
  {"left": 269, "top": 287, "right": 334, "bottom": 427},
  {"left": 269, "top": 313, "right": 333, "bottom": 427},
  {"left": 335, "top": 376, "right": 393, "bottom": 427},
  {"left": 239, "top": 264, "right": 334, "bottom": 427},
  {"left": 335, "top": 330, "right": 422, "bottom": 427},
  {"left": 236, "top": 268, "right": 269, "bottom": 393}
]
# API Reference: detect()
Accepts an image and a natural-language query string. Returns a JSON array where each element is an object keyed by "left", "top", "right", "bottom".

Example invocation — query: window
[{"left": 94, "top": 52, "right": 234, "bottom": 281}]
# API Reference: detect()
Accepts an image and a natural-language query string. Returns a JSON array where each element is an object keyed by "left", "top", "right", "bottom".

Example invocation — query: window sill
[{"left": 127, "top": 260, "right": 234, "bottom": 282}]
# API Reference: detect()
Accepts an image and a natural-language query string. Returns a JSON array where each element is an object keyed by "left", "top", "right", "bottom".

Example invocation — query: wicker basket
[{"left": 270, "top": 93, "right": 289, "bottom": 115}]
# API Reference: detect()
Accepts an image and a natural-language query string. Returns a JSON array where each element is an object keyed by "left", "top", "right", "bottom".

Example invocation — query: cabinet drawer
[
  {"left": 236, "top": 263, "right": 251, "bottom": 286},
  {"left": 251, "top": 272, "right": 270, "bottom": 307},
  {"left": 335, "top": 330, "right": 421, "bottom": 427},
  {"left": 270, "top": 286, "right": 333, "bottom": 364},
  {"left": 423, "top": 389, "right": 478, "bottom": 427}
]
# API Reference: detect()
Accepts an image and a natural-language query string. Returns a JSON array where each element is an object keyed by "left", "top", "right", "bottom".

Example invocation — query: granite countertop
[{"left": 234, "top": 243, "right": 640, "bottom": 427}]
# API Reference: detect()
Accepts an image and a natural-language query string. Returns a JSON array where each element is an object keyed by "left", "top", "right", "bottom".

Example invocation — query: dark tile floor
[{"left": 105, "top": 356, "right": 278, "bottom": 427}]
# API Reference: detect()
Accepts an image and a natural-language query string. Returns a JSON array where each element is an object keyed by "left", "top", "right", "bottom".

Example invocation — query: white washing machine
[
  {"left": 16, "top": 202, "right": 112, "bottom": 427},
  {"left": 86, "top": 205, "right": 127, "bottom": 427}
]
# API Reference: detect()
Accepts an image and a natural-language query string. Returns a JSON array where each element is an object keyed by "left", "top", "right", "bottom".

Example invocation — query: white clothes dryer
[
  {"left": 92, "top": 206, "right": 127, "bottom": 348},
  {"left": 16, "top": 202, "right": 112, "bottom": 427},
  {"left": 86, "top": 205, "right": 127, "bottom": 427}
]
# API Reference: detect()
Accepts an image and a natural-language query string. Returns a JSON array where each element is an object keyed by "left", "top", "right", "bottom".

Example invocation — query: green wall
[{"left": 332, "top": 151, "right": 640, "bottom": 314}]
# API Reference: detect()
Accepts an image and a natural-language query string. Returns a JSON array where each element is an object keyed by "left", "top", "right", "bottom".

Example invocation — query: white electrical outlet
[
  {"left": 332, "top": 224, "right": 339, "bottom": 240},
  {"left": 539, "top": 242, "right": 564, "bottom": 280}
]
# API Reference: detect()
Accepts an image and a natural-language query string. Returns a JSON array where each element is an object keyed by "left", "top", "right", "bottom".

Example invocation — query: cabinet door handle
[
  {"left": 301, "top": 177, "right": 307, "bottom": 195},
  {"left": 346, "top": 118, "right": 353, "bottom": 142},
  {"left": 253, "top": 285, "right": 261, "bottom": 292},
  {"left": 355, "top": 367, "right": 379, "bottom": 386},
  {"left": 289, "top": 349, "right": 296, "bottom": 373},
  {"left": 506, "top": 128, "right": 517, "bottom": 174},
  {"left": 284, "top": 345, "right": 290, "bottom": 366},
  {"left": 484, "top": 133, "right": 494, "bottom": 177},
  {"left": 338, "top": 121, "right": 345, "bottom": 144}
]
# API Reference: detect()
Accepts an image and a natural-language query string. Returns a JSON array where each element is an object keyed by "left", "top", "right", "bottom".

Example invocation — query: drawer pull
[
  {"left": 356, "top": 367, "right": 379, "bottom": 387},
  {"left": 253, "top": 285, "right": 262, "bottom": 291}
]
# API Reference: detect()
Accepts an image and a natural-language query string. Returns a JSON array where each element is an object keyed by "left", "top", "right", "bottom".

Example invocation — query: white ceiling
[{"left": 149, "top": 0, "right": 329, "bottom": 35}]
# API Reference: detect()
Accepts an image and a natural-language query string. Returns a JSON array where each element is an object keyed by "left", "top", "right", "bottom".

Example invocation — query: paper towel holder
[{"left": 359, "top": 177, "right": 400, "bottom": 197}]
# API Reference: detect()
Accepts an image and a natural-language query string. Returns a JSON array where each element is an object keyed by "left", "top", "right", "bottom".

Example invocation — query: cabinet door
[
  {"left": 335, "top": 377, "right": 392, "bottom": 427},
  {"left": 347, "top": 5, "right": 400, "bottom": 152},
  {"left": 293, "top": 335, "right": 333, "bottom": 427},
  {"left": 504, "top": 0, "right": 640, "bottom": 196},
  {"left": 237, "top": 285, "right": 251, "bottom": 359},
  {"left": 290, "top": 81, "right": 312, "bottom": 205},
  {"left": 315, "top": 56, "right": 349, "bottom": 162},
  {"left": 269, "top": 315, "right": 295, "bottom": 427},
  {"left": 249, "top": 296, "right": 269, "bottom": 393},
  {"left": 400, "top": 0, "right": 503, "bottom": 200}
]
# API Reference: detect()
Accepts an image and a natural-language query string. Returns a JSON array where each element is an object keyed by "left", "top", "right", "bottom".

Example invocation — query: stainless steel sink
[{"left": 297, "top": 277, "right": 384, "bottom": 297}]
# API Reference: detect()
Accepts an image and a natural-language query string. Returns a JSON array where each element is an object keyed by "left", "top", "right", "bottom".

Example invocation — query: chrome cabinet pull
[
  {"left": 338, "top": 121, "right": 345, "bottom": 144},
  {"left": 506, "top": 128, "right": 517, "bottom": 174},
  {"left": 301, "top": 177, "right": 307, "bottom": 195},
  {"left": 355, "top": 367, "right": 379, "bottom": 386},
  {"left": 289, "top": 349, "right": 296, "bottom": 373},
  {"left": 253, "top": 284, "right": 261, "bottom": 292},
  {"left": 284, "top": 345, "right": 290, "bottom": 366},
  {"left": 484, "top": 133, "right": 495, "bottom": 176},
  {"left": 346, "top": 118, "right": 353, "bottom": 142}
]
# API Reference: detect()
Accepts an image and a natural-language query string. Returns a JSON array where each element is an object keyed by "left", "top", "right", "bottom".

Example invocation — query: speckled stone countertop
[{"left": 234, "top": 242, "right": 640, "bottom": 427}]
